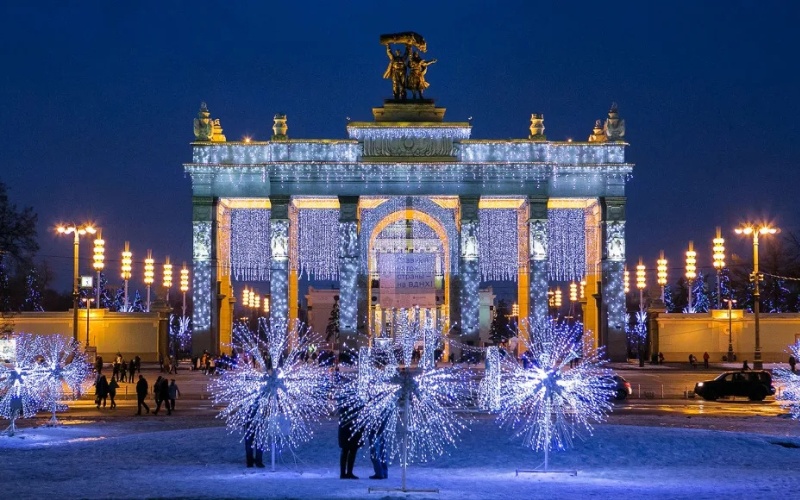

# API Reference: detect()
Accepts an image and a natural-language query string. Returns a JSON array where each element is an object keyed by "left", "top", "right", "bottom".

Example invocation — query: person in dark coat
[
  {"left": 154, "top": 377, "right": 171, "bottom": 415},
  {"left": 108, "top": 378, "right": 119, "bottom": 409},
  {"left": 168, "top": 379, "right": 180, "bottom": 412},
  {"left": 244, "top": 433, "right": 265, "bottom": 468},
  {"left": 790, "top": 355, "right": 797, "bottom": 374},
  {"left": 95, "top": 375, "right": 109, "bottom": 408},
  {"left": 128, "top": 360, "right": 136, "bottom": 382},
  {"left": 95, "top": 355, "right": 104, "bottom": 374},
  {"left": 338, "top": 402, "right": 362, "bottom": 479},
  {"left": 134, "top": 355, "right": 141, "bottom": 374},
  {"left": 136, "top": 375, "right": 150, "bottom": 415}
]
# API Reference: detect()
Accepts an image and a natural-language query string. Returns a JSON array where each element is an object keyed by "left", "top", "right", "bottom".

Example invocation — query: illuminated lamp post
[
  {"left": 57, "top": 223, "right": 96, "bottom": 342},
  {"left": 712, "top": 227, "right": 726, "bottom": 309},
  {"left": 636, "top": 258, "right": 646, "bottom": 312},
  {"left": 180, "top": 263, "right": 190, "bottom": 317},
  {"left": 92, "top": 231, "right": 104, "bottom": 308},
  {"left": 724, "top": 298, "right": 737, "bottom": 362},
  {"left": 163, "top": 256, "right": 173, "bottom": 303},
  {"left": 82, "top": 297, "right": 95, "bottom": 346},
  {"left": 685, "top": 241, "right": 696, "bottom": 313},
  {"left": 144, "top": 250, "right": 155, "bottom": 312},
  {"left": 734, "top": 223, "right": 779, "bottom": 370},
  {"left": 656, "top": 251, "right": 668, "bottom": 302},
  {"left": 121, "top": 241, "right": 132, "bottom": 311},
  {"left": 623, "top": 267, "right": 630, "bottom": 295}
]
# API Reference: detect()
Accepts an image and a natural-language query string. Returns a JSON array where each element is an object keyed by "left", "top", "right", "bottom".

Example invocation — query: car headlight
[{"left": 696, "top": 382, "right": 703, "bottom": 387}]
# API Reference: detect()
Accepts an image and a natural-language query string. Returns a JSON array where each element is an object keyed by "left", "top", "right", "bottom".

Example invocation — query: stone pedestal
[{"left": 373, "top": 100, "right": 446, "bottom": 122}]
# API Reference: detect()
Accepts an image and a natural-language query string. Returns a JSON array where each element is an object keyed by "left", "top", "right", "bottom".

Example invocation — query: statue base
[{"left": 373, "top": 99, "right": 446, "bottom": 122}]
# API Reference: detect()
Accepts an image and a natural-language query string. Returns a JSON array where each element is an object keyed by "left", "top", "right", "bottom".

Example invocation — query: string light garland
[
  {"left": 547, "top": 209, "right": 586, "bottom": 281},
  {"left": 479, "top": 209, "right": 518, "bottom": 281},
  {"left": 298, "top": 208, "right": 339, "bottom": 280},
  {"left": 230, "top": 208, "right": 271, "bottom": 281}
]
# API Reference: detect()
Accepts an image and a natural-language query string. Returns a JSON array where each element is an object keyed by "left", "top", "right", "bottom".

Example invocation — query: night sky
[{"left": 3, "top": 1, "right": 799, "bottom": 299}]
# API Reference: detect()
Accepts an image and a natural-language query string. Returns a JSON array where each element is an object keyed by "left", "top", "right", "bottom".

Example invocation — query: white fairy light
[
  {"left": 30, "top": 334, "right": 91, "bottom": 425},
  {"left": 298, "top": 208, "right": 339, "bottom": 280},
  {"left": 230, "top": 208, "right": 271, "bottom": 281},
  {"left": 209, "top": 321, "right": 332, "bottom": 459},
  {"left": 497, "top": 320, "right": 615, "bottom": 462},
  {"left": 547, "top": 209, "right": 586, "bottom": 281},
  {"left": 0, "top": 335, "right": 43, "bottom": 434},
  {"left": 479, "top": 208, "right": 518, "bottom": 281},
  {"left": 774, "top": 340, "right": 800, "bottom": 420},
  {"left": 478, "top": 346, "right": 501, "bottom": 411}
]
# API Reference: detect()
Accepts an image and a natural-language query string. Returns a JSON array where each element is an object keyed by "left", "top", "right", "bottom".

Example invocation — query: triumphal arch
[{"left": 184, "top": 33, "right": 633, "bottom": 360}]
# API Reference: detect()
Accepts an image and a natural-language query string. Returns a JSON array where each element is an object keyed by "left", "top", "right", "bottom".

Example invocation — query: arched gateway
[{"left": 184, "top": 33, "right": 633, "bottom": 361}]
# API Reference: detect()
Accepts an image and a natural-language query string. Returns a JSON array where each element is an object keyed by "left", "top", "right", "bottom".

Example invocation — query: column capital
[
  {"left": 459, "top": 195, "right": 480, "bottom": 221},
  {"left": 338, "top": 195, "right": 359, "bottom": 222},
  {"left": 600, "top": 196, "right": 626, "bottom": 222},
  {"left": 269, "top": 195, "right": 291, "bottom": 219},
  {"left": 527, "top": 196, "right": 548, "bottom": 220}
]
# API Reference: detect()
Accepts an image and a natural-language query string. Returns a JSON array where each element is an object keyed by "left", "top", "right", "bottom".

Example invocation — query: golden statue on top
[{"left": 380, "top": 32, "right": 437, "bottom": 100}]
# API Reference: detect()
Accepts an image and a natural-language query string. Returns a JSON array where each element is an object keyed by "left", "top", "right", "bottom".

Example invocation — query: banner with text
[{"left": 378, "top": 253, "right": 436, "bottom": 308}]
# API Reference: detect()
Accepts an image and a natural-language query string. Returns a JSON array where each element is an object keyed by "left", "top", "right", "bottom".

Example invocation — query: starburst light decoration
[
  {"left": 209, "top": 320, "right": 332, "bottom": 467},
  {"left": 774, "top": 340, "right": 800, "bottom": 420},
  {"left": 30, "top": 335, "right": 90, "bottom": 425},
  {"left": 496, "top": 320, "right": 615, "bottom": 469},
  {"left": 0, "top": 335, "right": 43, "bottom": 435},
  {"left": 339, "top": 314, "right": 473, "bottom": 471}
]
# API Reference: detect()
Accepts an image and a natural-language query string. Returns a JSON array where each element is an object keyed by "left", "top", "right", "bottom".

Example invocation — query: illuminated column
[
  {"left": 338, "top": 196, "right": 360, "bottom": 347},
  {"left": 269, "top": 196, "right": 290, "bottom": 328},
  {"left": 459, "top": 196, "right": 480, "bottom": 337},
  {"left": 600, "top": 197, "right": 627, "bottom": 361},
  {"left": 528, "top": 197, "right": 549, "bottom": 334},
  {"left": 192, "top": 196, "right": 216, "bottom": 355}
]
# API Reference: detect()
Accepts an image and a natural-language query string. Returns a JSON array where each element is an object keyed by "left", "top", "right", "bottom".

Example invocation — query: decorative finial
[
  {"left": 193, "top": 102, "right": 214, "bottom": 141},
  {"left": 588, "top": 119, "right": 607, "bottom": 142},
  {"left": 529, "top": 113, "right": 546, "bottom": 141},
  {"left": 603, "top": 102, "right": 625, "bottom": 140},
  {"left": 211, "top": 118, "right": 226, "bottom": 142},
  {"left": 272, "top": 113, "right": 288, "bottom": 140}
]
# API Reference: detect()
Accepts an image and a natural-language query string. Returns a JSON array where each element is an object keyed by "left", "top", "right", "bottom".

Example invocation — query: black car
[
  {"left": 602, "top": 374, "right": 632, "bottom": 400},
  {"left": 693, "top": 370, "right": 776, "bottom": 401}
]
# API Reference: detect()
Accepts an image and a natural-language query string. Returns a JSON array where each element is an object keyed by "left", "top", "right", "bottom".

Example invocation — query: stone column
[
  {"left": 600, "top": 197, "right": 627, "bottom": 361},
  {"left": 528, "top": 197, "right": 549, "bottom": 333},
  {"left": 338, "top": 196, "right": 360, "bottom": 348},
  {"left": 269, "top": 195, "right": 291, "bottom": 328},
  {"left": 459, "top": 196, "right": 480, "bottom": 338},
  {"left": 191, "top": 196, "right": 216, "bottom": 356}
]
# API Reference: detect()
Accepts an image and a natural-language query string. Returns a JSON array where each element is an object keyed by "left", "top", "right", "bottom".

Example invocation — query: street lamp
[
  {"left": 121, "top": 241, "right": 132, "bottom": 311},
  {"left": 724, "top": 298, "right": 737, "bottom": 362},
  {"left": 623, "top": 266, "right": 630, "bottom": 294},
  {"left": 144, "top": 250, "right": 155, "bottom": 312},
  {"left": 92, "top": 231, "right": 104, "bottom": 308},
  {"left": 636, "top": 257, "right": 646, "bottom": 312},
  {"left": 180, "top": 263, "right": 190, "bottom": 317},
  {"left": 56, "top": 223, "right": 96, "bottom": 342},
  {"left": 82, "top": 297, "right": 95, "bottom": 346},
  {"left": 685, "top": 241, "right": 697, "bottom": 313},
  {"left": 735, "top": 223, "right": 779, "bottom": 369},
  {"left": 554, "top": 288, "right": 562, "bottom": 308},
  {"left": 713, "top": 227, "right": 726, "bottom": 310},
  {"left": 163, "top": 257, "right": 173, "bottom": 302},
  {"left": 657, "top": 251, "right": 668, "bottom": 303}
]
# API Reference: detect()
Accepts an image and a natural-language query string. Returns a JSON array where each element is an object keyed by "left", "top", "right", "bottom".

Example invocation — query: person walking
[
  {"left": 128, "top": 360, "right": 136, "bottom": 383},
  {"left": 790, "top": 355, "right": 797, "bottom": 374},
  {"left": 119, "top": 360, "right": 128, "bottom": 383},
  {"left": 368, "top": 420, "right": 388, "bottom": 480},
  {"left": 742, "top": 360, "right": 750, "bottom": 371},
  {"left": 168, "top": 379, "right": 180, "bottom": 412},
  {"left": 95, "top": 375, "right": 109, "bottom": 408},
  {"left": 108, "top": 377, "right": 119, "bottom": 409},
  {"left": 338, "top": 401, "right": 362, "bottom": 479},
  {"left": 154, "top": 377, "right": 170, "bottom": 415},
  {"left": 136, "top": 375, "right": 150, "bottom": 415},
  {"left": 245, "top": 433, "right": 265, "bottom": 468},
  {"left": 134, "top": 355, "right": 141, "bottom": 374},
  {"left": 703, "top": 352, "right": 710, "bottom": 369}
]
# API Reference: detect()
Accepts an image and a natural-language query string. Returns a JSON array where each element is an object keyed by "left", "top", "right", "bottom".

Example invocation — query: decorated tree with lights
[
  {"left": 209, "top": 319, "right": 332, "bottom": 471},
  {"left": 494, "top": 319, "right": 616, "bottom": 472},
  {"left": 773, "top": 340, "right": 800, "bottom": 420},
  {"left": 31, "top": 334, "right": 90, "bottom": 425},
  {"left": 0, "top": 334, "right": 42, "bottom": 435},
  {"left": 325, "top": 296, "right": 340, "bottom": 343},
  {"left": 170, "top": 314, "right": 192, "bottom": 355},
  {"left": 339, "top": 310, "right": 473, "bottom": 492},
  {"left": 23, "top": 267, "right": 44, "bottom": 312},
  {"left": 689, "top": 272, "right": 711, "bottom": 313}
]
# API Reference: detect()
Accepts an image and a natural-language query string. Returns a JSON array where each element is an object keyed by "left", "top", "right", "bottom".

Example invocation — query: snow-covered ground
[{"left": 2, "top": 412, "right": 799, "bottom": 500}]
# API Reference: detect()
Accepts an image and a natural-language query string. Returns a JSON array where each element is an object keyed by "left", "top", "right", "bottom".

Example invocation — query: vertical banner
[{"left": 378, "top": 253, "right": 436, "bottom": 308}]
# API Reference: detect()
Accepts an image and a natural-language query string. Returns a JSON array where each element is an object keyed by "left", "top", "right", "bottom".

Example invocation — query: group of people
[
  {"left": 688, "top": 352, "right": 711, "bottom": 369},
  {"left": 134, "top": 374, "right": 180, "bottom": 416},
  {"left": 93, "top": 353, "right": 143, "bottom": 409}
]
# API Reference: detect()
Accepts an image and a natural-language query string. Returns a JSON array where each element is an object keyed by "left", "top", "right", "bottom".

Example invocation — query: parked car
[
  {"left": 693, "top": 370, "right": 776, "bottom": 401},
  {"left": 606, "top": 374, "right": 632, "bottom": 400}
]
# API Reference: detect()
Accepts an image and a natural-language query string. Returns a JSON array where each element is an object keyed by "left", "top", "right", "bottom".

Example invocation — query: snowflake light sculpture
[
  {"left": 0, "top": 335, "right": 42, "bottom": 435},
  {"left": 340, "top": 316, "right": 472, "bottom": 492},
  {"left": 774, "top": 340, "right": 800, "bottom": 420},
  {"left": 209, "top": 320, "right": 332, "bottom": 470},
  {"left": 497, "top": 320, "right": 615, "bottom": 471},
  {"left": 31, "top": 335, "right": 91, "bottom": 425}
]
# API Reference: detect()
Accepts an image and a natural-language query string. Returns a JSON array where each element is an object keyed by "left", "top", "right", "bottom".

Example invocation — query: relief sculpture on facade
[
  {"left": 606, "top": 220, "right": 625, "bottom": 261},
  {"left": 529, "top": 219, "right": 548, "bottom": 261}
]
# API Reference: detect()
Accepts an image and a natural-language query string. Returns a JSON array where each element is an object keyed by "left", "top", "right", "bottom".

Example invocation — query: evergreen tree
[
  {"left": 690, "top": 272, "right": 710, "bottom": 313},
  {"left": 131, "top": 290, "right": 144, "bottom": 312},
  {"left": 325, "top": 295, "right": 340, "bottom": 343},
  {"left": 490, "top": 299, "right": 512, "bottom": 344},
  {"left": 97, "top": 273, "right": 113, "bottom": 309},
  {"left": 23, "top": 267, "right": 44, "bottom": 311},
  {"left": 663, "top": 284, "right": 676, "bottom": 313},
  {"left": 112, "top": 288, "right": 125, "bottom": 311}
]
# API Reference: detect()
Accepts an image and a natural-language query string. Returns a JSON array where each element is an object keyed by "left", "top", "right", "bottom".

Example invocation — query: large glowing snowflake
[
  {"left": 31, "top": 335, "right": 91, "bottom": 424},
  {"left": 774, "top": 340, "right": 800, "bottom": 420},
  {"left": 0, "top": 335, "right": 43, "bottom": 433},
  {"left": 497, "top": 320, "right": 616, "bottom": 453},
  {"left": 209, "top": 320, "right": 332, "bottom": 453},
  {"left": 340, "top": 315, "right": 472, "bottom": 466}
]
